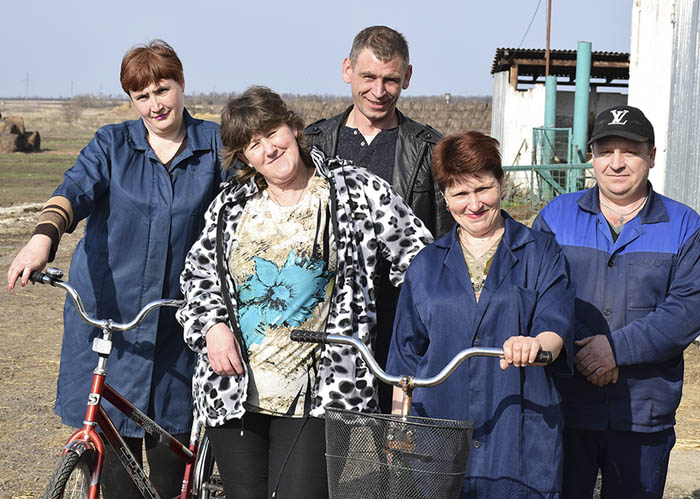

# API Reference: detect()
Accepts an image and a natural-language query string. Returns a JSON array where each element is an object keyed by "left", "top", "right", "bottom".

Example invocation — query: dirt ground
[{"left": 0, "top": 101, "right": 699, "bottom": 498}]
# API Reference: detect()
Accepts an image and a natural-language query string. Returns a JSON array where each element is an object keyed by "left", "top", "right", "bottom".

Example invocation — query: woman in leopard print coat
[{"left": 176, "top": 86, "right": 432, "bottom": 498}]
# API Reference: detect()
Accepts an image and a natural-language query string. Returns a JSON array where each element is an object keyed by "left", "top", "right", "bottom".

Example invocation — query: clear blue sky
[{"left": 1, "top": 0, "right": 633, "bottom": 98}]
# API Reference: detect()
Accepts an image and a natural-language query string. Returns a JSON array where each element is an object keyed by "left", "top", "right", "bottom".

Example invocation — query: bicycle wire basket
[{"left": 325, "top": 407, "right": 474, "bottom": 499}]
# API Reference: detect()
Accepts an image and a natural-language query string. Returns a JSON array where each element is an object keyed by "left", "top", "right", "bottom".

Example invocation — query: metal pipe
[
  {"left": 573, "top": 41, "right": 592, "bottom": 163},
  {"left": 545, "top": 76, "right": 557, "bottom": 128}
]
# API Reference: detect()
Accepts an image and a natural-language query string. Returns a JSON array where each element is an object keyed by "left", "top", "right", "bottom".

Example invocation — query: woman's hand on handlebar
[
  {"left": 500, "top": 331, "right": 562, "bottom": 370},
  {"left": 7, "top": 234, "right": 52, "bottom": 290},
  {"left": 205, "top": 322, "right": 245, "bottom": 376}
]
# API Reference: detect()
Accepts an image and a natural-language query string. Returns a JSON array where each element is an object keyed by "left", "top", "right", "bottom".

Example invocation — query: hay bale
[
  {"left": 0, "top": 120, "right": 20, "bottom": 135},
  {"left": 0, "top": 133, "right": 22, "bottom": 153},
  {"left": 22, "top": 131, "right": 40, "bottom": 151},
  {"left": 3, "top": 116, "right": 25, "bottom": 135}
]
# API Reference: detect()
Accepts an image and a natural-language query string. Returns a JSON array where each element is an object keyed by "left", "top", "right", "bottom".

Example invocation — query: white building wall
[
  {"left": 490, "top": 71, "right": 546, "bottom": 167},
  {"left": 627, "top": 0, "right": 675, "bottom": 193}
]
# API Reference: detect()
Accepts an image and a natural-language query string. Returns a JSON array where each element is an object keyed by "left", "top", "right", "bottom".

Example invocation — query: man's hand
[
  {"left": 205, "top": 323, "right": 245, "bottom": 376},
  {"left": 587, "top": 367, "right": 619, "bottom": 387},
  {"left": 575, "top": 335, "right": 618, "bottom": 386}
]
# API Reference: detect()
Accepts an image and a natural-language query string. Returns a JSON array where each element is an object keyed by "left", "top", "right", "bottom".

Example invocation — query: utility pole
[
  {"left": 545, "top": 0, "right": 552, "bottom": 76},
  {"left": 25, "top": 73, "right": 29, "bottom": 99}
]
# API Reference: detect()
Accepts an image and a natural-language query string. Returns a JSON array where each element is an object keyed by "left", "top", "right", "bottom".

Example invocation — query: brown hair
[
  {"left": 432, "top": 131, "right": 503, "bottom": 191},
  {"left": 120, "top": 39, "right": 184, "bottom": 95},
  {"left": 220, "top": 86, "right": 310, "bottom": 188},
  {"left": 349, "top": 26, "right": 409, "bottom": 70}
]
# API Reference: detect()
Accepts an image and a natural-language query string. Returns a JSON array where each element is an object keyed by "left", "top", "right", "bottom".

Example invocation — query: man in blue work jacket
[{"left": 533, "top": 105, "right": 700, "bottom": 498}]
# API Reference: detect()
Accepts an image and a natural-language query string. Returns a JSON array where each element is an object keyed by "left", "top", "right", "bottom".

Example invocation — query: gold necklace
[{"left": 599, "top": 196, "right": 648, "bottom": 226}]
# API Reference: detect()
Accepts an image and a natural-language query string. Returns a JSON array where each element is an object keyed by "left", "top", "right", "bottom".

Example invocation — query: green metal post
[
  {"left": 573, "top": 41, "right": 592, "bottom": 164},
  {"left": 545, "top": 76, "right": 557, "bottom": 128}
]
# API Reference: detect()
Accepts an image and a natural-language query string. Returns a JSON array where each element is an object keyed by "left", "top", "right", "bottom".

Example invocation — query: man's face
[
  {"left": 592, "top": 137, "right": 655, "bottom": 203},
  {"left": 342, "top": 48, "right": 412, "bottom": 127}
]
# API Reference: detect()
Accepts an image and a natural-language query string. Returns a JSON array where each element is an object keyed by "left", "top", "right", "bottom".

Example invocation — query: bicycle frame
[
  {"left": 61, "top": 377, "right": 197, "bottom": 499},
  {"left": 32, "top": 269, "right": 202, "bottom": 499}
]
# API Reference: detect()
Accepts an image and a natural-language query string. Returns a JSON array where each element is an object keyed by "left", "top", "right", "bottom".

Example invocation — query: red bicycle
[{"left": 31, "top": 268, "right": 222, "bottom": 499}]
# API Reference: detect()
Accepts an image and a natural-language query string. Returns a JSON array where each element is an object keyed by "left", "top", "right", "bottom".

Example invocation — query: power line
[{"left": 517, "top": 0, "right": 544, "bottom": 49}]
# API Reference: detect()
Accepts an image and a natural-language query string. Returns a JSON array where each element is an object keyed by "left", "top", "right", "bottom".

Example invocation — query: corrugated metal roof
[{"left": 491, "top": 48, "right": 630, "bottom": 83}]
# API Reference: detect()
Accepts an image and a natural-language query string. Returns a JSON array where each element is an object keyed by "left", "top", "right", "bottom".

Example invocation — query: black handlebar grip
[
  {"left": 290, "top": 329, "right": 329, "bottom": 344},
  {"left": 29, "top": 271, "right": 45, "bottom": 284},
  {"left": 534, "top": 350, "right": 554, "bottom": 365}
]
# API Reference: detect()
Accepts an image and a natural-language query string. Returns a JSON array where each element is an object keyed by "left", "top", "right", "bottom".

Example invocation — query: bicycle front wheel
[{"left": 44, "top": 450, "right": 95, "bottom": 499}]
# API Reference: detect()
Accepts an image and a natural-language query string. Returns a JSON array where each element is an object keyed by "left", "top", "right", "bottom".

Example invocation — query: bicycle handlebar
[
  {"left": 29, "top": 268, "right": 183, "bottom": 332},
  {"left": 290, "top": 329, "right": 553, "bottom": 389}
]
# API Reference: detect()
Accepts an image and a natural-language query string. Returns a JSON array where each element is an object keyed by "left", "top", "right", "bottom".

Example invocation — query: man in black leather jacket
[{"left": 304, "top": 26, "right": 453, "bottom": 412}]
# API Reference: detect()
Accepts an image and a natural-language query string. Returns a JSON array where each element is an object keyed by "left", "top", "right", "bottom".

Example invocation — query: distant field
[{"left": 0, "top": 96, "right": 491, "bottom": 208}]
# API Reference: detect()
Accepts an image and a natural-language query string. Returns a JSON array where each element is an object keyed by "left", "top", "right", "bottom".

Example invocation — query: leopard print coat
[{"left": 176, "top": 148, "right": 433, "bottom": 426}]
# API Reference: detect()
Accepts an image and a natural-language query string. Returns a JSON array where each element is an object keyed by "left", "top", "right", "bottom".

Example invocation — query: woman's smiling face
[
  {"left": 241, "top": 124, "right": 304, "bottom": 188},
  {"left": 444, "top": 172, "right": 503, "bottom": 239}
]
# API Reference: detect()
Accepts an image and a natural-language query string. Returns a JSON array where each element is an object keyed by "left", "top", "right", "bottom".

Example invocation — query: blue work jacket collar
[
  {"left": 437, "top": 211, "right": 532, "bottom": 297},
  {"left": 576, "top": 182, "right": 669, "bottom": 225},
  {"left": 127, "top": 108, "right": 213, "bottom": 154},
  {"left": 436, "top": 211, "right": 533, "bottom": 330}
]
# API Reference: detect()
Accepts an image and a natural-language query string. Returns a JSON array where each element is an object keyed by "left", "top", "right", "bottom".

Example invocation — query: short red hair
[
  {"left": 120, "top": 39, "right": 184, "bottom": 95},
  {"left": 432, "top": 131, "right": 503, "bottom": 191}
]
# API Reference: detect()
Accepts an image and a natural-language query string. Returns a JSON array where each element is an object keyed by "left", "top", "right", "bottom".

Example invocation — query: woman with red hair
[
  {"left": 387, "top": 131, "right": 574, "bottom": 498},
  {"left": 7, "top": 40, "right": 228, "bottom": 498}
]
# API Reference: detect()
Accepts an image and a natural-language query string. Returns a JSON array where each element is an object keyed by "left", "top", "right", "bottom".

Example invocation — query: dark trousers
[
  {"left": 100, "top": 432, "right": 189, "bottom": 499},
  {"left": 207, "top": 412, "right": 328, "bottom": 499},
  {"left": 562, "top": 427, "right": 675, "bottom": 499},
  {"left": 374, "top": 265, "right": 400, "bottom": 414}
]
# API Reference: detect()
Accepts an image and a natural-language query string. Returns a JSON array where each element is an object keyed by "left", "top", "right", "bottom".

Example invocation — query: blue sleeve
[
  {"left": 531, "top": 235, "right": 576, "bottom": 374},
  {"left": 52, "top": 128, "right": 112, "bottom": 231},
  {"left": 610, "top": 227, "right": 700, "bottom": 365},
  {"left": 386, "top": 267, "right": 430, "bottom": 377},
  {"left": 533, "top": 207, "right": 596, "bottom": 346}
]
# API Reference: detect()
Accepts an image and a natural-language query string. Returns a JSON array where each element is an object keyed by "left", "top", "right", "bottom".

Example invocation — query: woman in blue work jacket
[
  {"left": 7, "top": 40, "right": 228, "bottom": 498},
  {"left": 387, "top": 131, "right": 575, "bottom": 498}
]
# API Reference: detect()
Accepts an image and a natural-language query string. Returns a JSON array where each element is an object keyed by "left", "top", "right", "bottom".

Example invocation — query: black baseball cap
[{"left": 588, "top": 105, "right": 655, "bottom": 147}]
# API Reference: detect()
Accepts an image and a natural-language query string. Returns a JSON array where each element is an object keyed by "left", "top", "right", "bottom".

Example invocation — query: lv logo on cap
[{"left": 609, "top": 109, "right": 629, "bottom": 125}]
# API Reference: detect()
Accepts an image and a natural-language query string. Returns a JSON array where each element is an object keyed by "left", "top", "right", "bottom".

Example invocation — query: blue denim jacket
[{"left": 54, "top": 110, "right": 228, "bottom": 437}]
